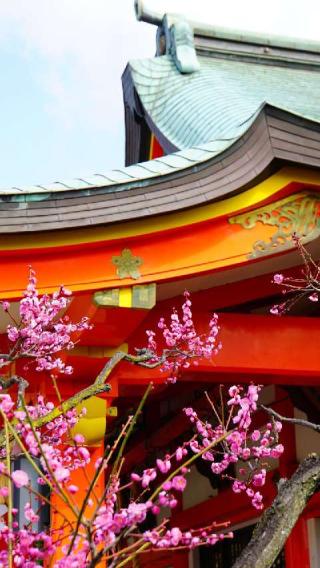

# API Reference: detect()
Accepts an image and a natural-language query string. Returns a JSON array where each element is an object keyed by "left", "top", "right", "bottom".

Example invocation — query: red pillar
[
  {"left": 285, "top": 517, "right": 310, "bottom": 568},
  {"left": 275, "top": 390, "right": 310, "bottom": 568}
]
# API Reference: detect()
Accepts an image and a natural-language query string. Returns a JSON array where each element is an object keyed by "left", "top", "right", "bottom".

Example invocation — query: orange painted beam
[
  {"left": 77, "top": 306, "right": 152, "bottom": 347},
  {"left": 19, "top": 308, "right": 319, "bottom": 400},
  {"left": 0, "top": 216, "right": 267, "bottom": 298},
  {"left": 0, "top": 183, "right": 319, "bottom": 299}
]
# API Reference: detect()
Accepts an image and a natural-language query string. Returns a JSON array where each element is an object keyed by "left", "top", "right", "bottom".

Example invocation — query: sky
[{"left": 0, "top": 0, "right": 319, "bottom": 188}]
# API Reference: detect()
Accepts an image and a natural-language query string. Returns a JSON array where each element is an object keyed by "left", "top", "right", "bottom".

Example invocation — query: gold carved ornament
[
  {"left": 229, "top": 192, "right": 320, "bottom": 259},
  {"left": 112, "top": 248, "right": 143, "bottom": 280}
]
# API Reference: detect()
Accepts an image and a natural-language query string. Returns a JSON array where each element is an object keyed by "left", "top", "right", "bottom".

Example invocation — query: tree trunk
[{"left": 232, "top": 454, "right": 320, "bottom": 568}]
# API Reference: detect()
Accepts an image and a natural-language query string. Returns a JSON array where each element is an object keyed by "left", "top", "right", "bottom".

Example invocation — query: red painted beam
[
  {"left": 118, "top": 312, "right": 320, "bottom": 385},
  {"left": 158, "top": 270, "right": 278, "bottom": 312},
  {"left": 215, "top": 313, "right": 320, "bottom": 378},
  {"left": 12, "top": 308, "right": 320, "bottom": 397}
]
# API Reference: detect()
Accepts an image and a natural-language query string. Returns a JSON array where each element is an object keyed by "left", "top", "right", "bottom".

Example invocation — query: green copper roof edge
[
  {"left": 0, "top": 101, "right": 312, "bottom": 204},
  {"left": 0, "top": 107, "right": 268, "bottom": 202},
  {"left": 0, "top": 141, "right": 236, "bottom": 201},
  {"left": 0, "top": 140, "right": 236, "bottom": 203}
]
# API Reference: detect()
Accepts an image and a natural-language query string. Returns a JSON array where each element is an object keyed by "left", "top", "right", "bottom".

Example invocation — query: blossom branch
[
  {"left": 272, "top": 236, "right": 320, "bottom": 313},
  {"left": 67, "top": 383, "right": 153, "bottom": 557},
  {"left": 4, "top": 420, "right": 13, "bottom": 568},
  {"left": 0, "top": 274, "right": 285, "bottom": 567}
]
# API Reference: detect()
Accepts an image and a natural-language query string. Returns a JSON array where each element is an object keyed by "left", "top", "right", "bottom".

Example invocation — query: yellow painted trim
[
  {"left": 1, "top": 167, "right": 320, "bottom": 251},
  {"left": 149, "top": 133, "right": 155, "bottom": 160},
  {"left": 118, "top": 287, "right": 132, "bottom": 308},
  {"left": 72, "top": 396, "right": 107, "bottom": 446}
]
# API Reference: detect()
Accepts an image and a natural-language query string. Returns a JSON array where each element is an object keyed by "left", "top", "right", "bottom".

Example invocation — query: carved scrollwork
[{"left": 229, "top": 192, "right": 320, "bottom": 258}]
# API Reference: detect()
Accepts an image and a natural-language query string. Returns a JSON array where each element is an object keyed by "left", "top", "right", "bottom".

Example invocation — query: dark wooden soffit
[
  {"left": 122, "top": 65, "right": 177, "bottom": 165},
  {"left": 122, "top": 66, "right": 156, "bottom": 166},
  {"left": 1, "top": 107, "right": 320, "bottom": 234}
]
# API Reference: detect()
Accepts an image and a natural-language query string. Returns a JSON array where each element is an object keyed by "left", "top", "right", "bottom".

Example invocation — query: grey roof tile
[{"left": 129, "top": 54, "right": 320, "bottom": 151}]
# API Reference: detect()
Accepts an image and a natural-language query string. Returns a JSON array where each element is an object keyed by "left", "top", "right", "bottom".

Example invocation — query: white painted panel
[
  {"left": 295, "top": 409, "right": 320, "bottom": 463},
  {"left": 182, "top": 465, "right": 217, "bottom": 509}
]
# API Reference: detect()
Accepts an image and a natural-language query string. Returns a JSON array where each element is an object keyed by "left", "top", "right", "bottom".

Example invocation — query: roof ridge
[
  {"left": 135, "top": 1, "right": 320, "bottom": 57},
  {"left": 193, "top": 24, "right": 320, "bottom": 55}
]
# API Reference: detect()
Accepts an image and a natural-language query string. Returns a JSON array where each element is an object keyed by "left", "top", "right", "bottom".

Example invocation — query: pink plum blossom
[
  {"left": 273, "top": 274, "right": 284, "bottom": 284},
  {"left": 309, "top": 292, "right": 319, "bottom": 302},
  {"left": 145, "top": 291, "right": 221, "bottom": 383},
  {"left": 172, "top": 475, "right": 187, "bottom": 492},
  {"left": 11, "top": 470, "right": 29, "bottom": 488}
]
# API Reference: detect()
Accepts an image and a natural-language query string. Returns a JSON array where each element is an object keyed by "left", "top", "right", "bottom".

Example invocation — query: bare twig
[
  {"left": 0, "top": 375, "right": 29, "bottom": 401},
  {"left": 260, "top": 404, "right": 320, "bottom": 433}
]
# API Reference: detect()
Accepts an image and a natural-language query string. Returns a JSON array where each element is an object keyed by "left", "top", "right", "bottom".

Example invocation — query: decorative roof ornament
[
  {"left": 135, "top": 0, "right": 199, "bottom": 74},
  {"left": 229, "top": 192, "right": 320, "bottom": 259},
  {"left": 112, "top": 249, "right": 143, "bottom": 280},
  {"left": 134, "top": 0, "right": 162, "bottom": 25},
  {"left": 166, "top": 16, "right": 200, "bottom": 74}
]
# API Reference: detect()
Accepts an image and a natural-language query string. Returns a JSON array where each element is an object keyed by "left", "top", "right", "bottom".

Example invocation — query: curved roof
[
  {"left": 1, "top": 107, "right": 320, "bottom": 232},
  {"left": 2, "top": 8, "right": 320, "bottom": 236},
  {"left": 128, "top": 53, "right": 320, "bottom": 151}
]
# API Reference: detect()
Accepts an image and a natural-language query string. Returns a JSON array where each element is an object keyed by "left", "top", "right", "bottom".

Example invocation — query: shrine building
[{"left": 1, "top": 1, "right": 320, "bottom": 566}]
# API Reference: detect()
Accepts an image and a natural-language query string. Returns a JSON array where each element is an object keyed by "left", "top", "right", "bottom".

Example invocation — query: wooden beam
[
  {"left": 114, "top": 312, "right": 320, "bottom": 385},
  {"left": 215, "top": 313, "right": 320, "bottom": 379}
]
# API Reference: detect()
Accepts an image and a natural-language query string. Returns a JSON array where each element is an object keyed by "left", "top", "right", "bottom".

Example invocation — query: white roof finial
[{"left": 134, "top": 0, "right": 163, "bottom": 25}]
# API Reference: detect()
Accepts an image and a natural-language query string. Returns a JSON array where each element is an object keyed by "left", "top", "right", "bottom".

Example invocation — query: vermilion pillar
[
  {"left": 285, "top": 517, "right": 310, "bottom": 568},
  {"left": 50, "top": 443, "right": 105, "bottom": 566},
  {"left": 275, "top": 390, "right": 310, "bottom": 568}
]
